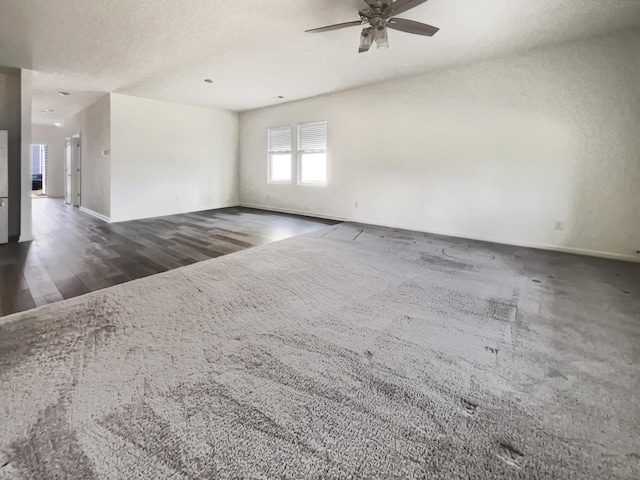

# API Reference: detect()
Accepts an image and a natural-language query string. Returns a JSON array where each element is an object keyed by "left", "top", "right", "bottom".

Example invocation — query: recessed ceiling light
[
  {"left": 54, "top": 122, "right": 62, "bottom": 127},
  {"left": 58, "top": 91, "right": 70, "bottom": 96},
  {"left": 204, "top": 78, "right": 214, "bottom": 84},
  {"left": 41, "top": 109, "right": 54, "bottom": 113}
]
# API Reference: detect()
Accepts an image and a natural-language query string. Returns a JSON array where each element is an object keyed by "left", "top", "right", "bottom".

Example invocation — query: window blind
[
  {"left": 268, "top": 126, "right": 292, "bottom": 153},
  {"left": 41, "top": 145, "right": 48, "bottom": 195},
  {"left": 298, "top": 121, "right": 327, "bottom": 152}
]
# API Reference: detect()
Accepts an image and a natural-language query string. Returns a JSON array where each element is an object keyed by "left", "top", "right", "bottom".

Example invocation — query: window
[
  {"left": 268, "top": 126, "right": 292, "bottom": 183},
  {"left": 298, "top": 121, "right": 327, "bottom": 186}
]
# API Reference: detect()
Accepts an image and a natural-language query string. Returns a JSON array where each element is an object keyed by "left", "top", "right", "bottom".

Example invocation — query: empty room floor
[
  {"left": 1, "top": 222, "right": 638, "bottom": 478},
  {"left": 0, "top": 198, "right": 337, "bottom": 317}
]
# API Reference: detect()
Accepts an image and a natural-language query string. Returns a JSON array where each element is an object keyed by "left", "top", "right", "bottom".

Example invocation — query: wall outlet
[
  {"left": 355, "top": 201, "right": 358, "bottom": 209},
  {"left": 554, "top": 221, "right": 564, "bottom": 231}
]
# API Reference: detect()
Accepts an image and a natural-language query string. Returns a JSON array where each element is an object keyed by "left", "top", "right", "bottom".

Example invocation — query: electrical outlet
[
  {"left": 355, "top": 201, "right": 359, "bottom": 209},
  {"left": 554, "top": 221, "right": 564, "bottom": 231}
]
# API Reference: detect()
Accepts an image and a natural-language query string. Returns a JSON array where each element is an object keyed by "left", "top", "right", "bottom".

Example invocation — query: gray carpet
[{"left": 0, "top": 223, "right": 638, "bottom": 479}]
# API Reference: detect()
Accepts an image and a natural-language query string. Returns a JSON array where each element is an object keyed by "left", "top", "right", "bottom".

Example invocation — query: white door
[
  {"left": 64, "top": 139, "right": 72, "bottom": 204},
  {"left": 71, "top": 135, "right": 81, "bottom": 207}
]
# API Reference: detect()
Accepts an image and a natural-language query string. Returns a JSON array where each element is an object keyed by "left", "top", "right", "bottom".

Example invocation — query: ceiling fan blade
[
  {"left": 306, "top": 20, "right": 363, "bottom": 33},
  {"left": 386, "top": 18, "right": 439, "bottom": 36},
  {"left": 383, "top": 0, "right": 429, "bottom": 17}
]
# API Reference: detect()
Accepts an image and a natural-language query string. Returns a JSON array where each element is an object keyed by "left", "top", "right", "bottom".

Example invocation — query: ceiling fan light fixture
[
  {"left": 374, "top": 25, "right": 389, "bottom": 49},
  {"left": 359, "top": 28, "right": 373, "bottom": 53}
]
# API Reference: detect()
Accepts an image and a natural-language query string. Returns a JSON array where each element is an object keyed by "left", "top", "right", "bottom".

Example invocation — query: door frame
[
  {"left": 31, "top": 144, "right": 49, "bottom": 197},
  {"left": 64, "top": 134, "right": 81, "bottom": 207},
  {"left": 64, "top": 138, "right": 72, "bottom": 205}
]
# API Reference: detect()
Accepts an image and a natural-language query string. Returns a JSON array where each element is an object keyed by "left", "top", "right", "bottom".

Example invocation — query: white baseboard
[
  {"left": 371, "top": 221, "right": 639, "bottom": 263},
  {"left": 79, "top": 206, "right": 111, "bottom": 223},
  {"left": 239, "top": 203, "right": 639, "bottom": 263}
]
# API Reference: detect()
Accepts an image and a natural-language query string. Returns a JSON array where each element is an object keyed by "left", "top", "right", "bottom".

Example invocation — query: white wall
[
  {"left": 109, "top": 94, "right": 238, "bottom": 222},
  {"left": 0, "top": 68, "right": 22, "bottom": 241},
  {"left": 32, "top": 124, "right": 65, "bottom": 198},
  {"left": 239, "top": 29, "right": 640, "bottom": 260},
  {"left": 20, "top": 69, "right": 32, "bottom": 241},
  {"left": 65, "top": 94, "right": 111, "bottom": 218}
]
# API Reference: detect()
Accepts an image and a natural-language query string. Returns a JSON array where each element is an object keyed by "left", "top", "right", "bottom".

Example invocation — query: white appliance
[{"left": 0, "top": 130, "right": 8, "bottom": 244}]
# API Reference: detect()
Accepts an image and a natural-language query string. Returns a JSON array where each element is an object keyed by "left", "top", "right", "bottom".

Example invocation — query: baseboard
[
  {"left": 79, "top": 206, "right": 111, "bottom": 223},
  {"left": 239, "top": 203, "right": 639, "bottom": 263},
  {"left": 369, "top": 221, "right": 640, "bottom": 263},
  {"left": 240, "top": 203, "right": 349, "bottom": 222}
]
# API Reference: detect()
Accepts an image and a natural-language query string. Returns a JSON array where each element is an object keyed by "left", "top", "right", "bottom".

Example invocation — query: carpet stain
[
  {"left": 420, "top": 253, "right": 472, "bottom": 272},
  {"left": 497, "top": 442, "right": 525, "bottom": 469},
  {"left": 442, "top": 246, "right": 495, "bottom": 263},
  {"left": 460, "top": 398, "right": 478, "bottom": 415},
  {"left": 547, "top": 367, "right": 568, "bottom": 380},
  {"left": 486, "top": 299, "right": 517, "bottom": 323}
]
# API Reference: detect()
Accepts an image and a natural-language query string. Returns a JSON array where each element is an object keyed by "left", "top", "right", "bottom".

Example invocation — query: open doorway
[{"left": 31, "top": 144, "right": 48, "bottom": 198}]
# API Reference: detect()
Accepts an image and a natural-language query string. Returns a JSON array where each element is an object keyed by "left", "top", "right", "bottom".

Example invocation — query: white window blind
[
  {"left": 268, "top": 126, "right": 292, "bottom": 153},
  {"left": 41, "top": 145, "right": 48, "bottom": 196},
  {"left": 298, "top": 121, "right": 327, "bottom": 152},
  {"left": 268, "top": 126, "right": 292, "bottom": 183},
  {"left": 298, "top": 121, "right": 328, "bottom": 185}
]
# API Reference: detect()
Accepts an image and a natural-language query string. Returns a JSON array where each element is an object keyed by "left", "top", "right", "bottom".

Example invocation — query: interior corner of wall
[{"left": 20, "top": 68, "right": 34, "bottom": 241}]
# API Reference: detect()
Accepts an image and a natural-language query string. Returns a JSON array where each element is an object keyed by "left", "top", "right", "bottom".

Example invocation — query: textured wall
[
  {"left": 239, "top": 29, "right": 640, "bottom": 260},
  {"left": 109, "top": 94, "right": 238, "bottom": 222},
  {"left": 65, "top": 95, "right": 112, "bottom": 218}
]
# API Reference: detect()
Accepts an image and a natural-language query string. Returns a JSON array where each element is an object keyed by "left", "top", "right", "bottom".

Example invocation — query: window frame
[
  {"left": 267, "top": 125, "right": 293, "bottom": 184},
  {"left": 297, "top": 121, "right": 328, "bottom": 187}
]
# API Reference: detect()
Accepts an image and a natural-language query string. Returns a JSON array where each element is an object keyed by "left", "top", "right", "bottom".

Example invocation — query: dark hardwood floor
[{"left": 0, "top": 198, "right": 338, "bottom": 317}]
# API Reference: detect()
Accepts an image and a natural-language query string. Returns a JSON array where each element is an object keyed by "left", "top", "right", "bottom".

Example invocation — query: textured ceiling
[{"left": 1, "top": 0, "right": 639, "bottom": 125}]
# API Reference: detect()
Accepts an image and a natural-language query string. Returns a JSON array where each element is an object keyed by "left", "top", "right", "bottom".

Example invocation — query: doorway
[
  {"left": 31, "top": 144, "right": 48, "bottom": 197},
  {"left": 64, "top": 135, "right": 81, "bottom": 207}
]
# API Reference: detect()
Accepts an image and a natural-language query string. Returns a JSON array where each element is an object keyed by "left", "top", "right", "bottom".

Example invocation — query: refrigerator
[{"left": 0, "top": 130, "right": 8, "bottom": 244}]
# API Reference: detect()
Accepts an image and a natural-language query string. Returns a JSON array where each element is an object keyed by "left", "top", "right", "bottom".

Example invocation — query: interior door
[
  {"left": 71, "top": 135, "right": 81, "bottom": 207},
  {"left": 64, "top": 138, "right": 72, "bottom": 204}
]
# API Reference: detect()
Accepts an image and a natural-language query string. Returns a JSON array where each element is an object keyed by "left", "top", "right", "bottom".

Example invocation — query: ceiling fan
[{"left": 306, "top": 0, "right": 439, "bottom": 53}]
